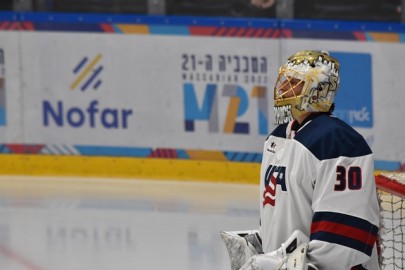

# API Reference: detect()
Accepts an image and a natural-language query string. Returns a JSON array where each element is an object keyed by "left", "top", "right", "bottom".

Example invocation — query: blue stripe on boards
[
  {"left": 0, "top": 11, "right": 404, "bottom": 33},
  {"left": 176, "top": 150, "right": 190, "bottom": 159},
  {"left": 75, "top": 145, "right": 152, "bottom": 157},
  {"left": 34, "top": 22, "right": 104, "bottom": 32},
  {"left": 291, "top": 30, "right": 357, "bottom": 40},
  {"left": 149, "top": 25, "right": 189, "bottom": 35}
]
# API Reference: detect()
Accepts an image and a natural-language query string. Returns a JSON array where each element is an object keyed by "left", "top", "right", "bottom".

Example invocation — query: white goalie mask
[{"left": 273, "top": 50, "right": 340, "bottom": 125}]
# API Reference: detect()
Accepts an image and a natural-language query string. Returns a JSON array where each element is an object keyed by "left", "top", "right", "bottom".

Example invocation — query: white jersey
[{"left": 259, "top": 113, "right": 380, "bottom": 270}]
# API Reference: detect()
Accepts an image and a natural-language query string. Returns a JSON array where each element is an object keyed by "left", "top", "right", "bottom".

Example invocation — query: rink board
[
  {"left": 0, "top": 154, "right": 260, "bottom": 184},
  {"left": 0, "top": 154, "right": 388, "bottom": 184},
  {"left": 0, "top": 12, "right": 404, "bottom": 179}
]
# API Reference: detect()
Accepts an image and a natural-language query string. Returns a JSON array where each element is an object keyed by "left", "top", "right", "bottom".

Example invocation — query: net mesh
[{"left": 376, "top": 172, "right": 405, "bottom": 270}]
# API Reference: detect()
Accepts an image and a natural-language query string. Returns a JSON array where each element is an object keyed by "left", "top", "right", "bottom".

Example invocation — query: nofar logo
[
  {"left": 70, "top": 54, "right": 103, "bottom": 91},
  {"left": 42, "top": 54, "right": 134, "bottom": 129}
]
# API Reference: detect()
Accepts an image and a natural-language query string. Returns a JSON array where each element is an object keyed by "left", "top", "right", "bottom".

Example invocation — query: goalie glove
[
  {"left": 278, "top": 243, "right": 318, "bottom": 270},
  {"left": 220, "top": 230, "right": 263, "bottom": 270},
  {"left": 240, "top": 230, "right": 318, "bottom": 270}
]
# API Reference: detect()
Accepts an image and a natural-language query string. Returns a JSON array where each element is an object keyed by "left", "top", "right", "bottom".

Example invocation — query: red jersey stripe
[{"left": 311, "top": 221, "right": 377, "bottom": 246}]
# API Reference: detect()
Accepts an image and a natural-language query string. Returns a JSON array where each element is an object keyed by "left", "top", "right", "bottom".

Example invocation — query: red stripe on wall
[
  {"left": 214, "top": 27, "right": 227, "bottom": 36},
  {"left": 253, "top": 28, "right": 265, "bottom": 37},
  {"left": 311, "top": 221, "right": 377, "bottom": 246},
  {"left": 22, "top": 22, "right": 35, "bottom": 31},
  {"left": 271, "top": 29, "right": 280, "bottom": 38},
  {"left": 6, "top": 144, "right": 44, "bottom": 154},
  {"left": 245, "top": 28, "right": 255, "bottom": 37},
  {"left": 235, "top": 28, "right": 247, "bottom": 37},
  {"left": 353, "top": 31, "right": 367, "bottom": 41},
  {"left": 9, "top": 22, "right": 22, "bottom": 30},
  {"left": 221, "top": 27, "right": 232, "bottom": 36},
  {"left": 281, "top": 29, "right": 293, "bottom": 38},
  {"left": 263, "top": 29, "right": 273, "bottom": 37},
  {"left": 227, "top": 27, "right": 239, "bottom": 36},
  {"left": 148, "top": 148, "right": 178, "bottom": 158},
  {"left": 0, "top": 21, "right": 10, "bottom": 30},
  {"left": 100, "top": 23, "right": 115, "bottom": 33},
  {"left": 189, "top": 26, "right": 217, "bottom": 36}
]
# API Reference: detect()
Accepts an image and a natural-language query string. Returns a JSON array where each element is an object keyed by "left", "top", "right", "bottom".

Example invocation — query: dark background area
[{"left": 0, "top": 0, "right": 402, "bottom": 22}]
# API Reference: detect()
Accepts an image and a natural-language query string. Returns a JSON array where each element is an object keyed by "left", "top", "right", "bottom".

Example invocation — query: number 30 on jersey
[{"left": 334, "top": 165, "right": 362, "bottom": 191}]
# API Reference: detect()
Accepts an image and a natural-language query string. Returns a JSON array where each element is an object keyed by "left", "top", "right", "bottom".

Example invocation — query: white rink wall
[{"left": 0, "top": 13, "right": 404, "bottom": 176}]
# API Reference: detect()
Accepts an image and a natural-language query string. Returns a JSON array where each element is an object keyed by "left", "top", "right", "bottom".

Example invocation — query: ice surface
[{"left": 0, "top": 176, "right": 259, "bottom": 270}]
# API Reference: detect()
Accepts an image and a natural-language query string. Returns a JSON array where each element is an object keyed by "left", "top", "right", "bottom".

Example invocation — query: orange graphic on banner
[{"left": 223, "top": 97, "right": 240, "bottom": 133}]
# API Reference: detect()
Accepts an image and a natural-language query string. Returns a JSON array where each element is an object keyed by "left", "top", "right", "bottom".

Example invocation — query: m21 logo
[
  {"left": 183, "top": 83, "right": 269, "bottom": 135},
  {"left": 332, "top": 52, "right": 373, "bottom": 128},
  {"left": 181, "top": 53, "right": 270, "bottom": 135}
]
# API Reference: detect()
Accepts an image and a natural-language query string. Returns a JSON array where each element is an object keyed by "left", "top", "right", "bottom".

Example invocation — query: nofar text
[{"left": 43, "top": 100, "right": 133, "bottom": 129}]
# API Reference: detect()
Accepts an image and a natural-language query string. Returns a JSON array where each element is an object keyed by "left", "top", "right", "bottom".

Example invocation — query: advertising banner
[
  {"left": 0, "top": 16, "right": 404, "bottom": 170},
  {"left": 20, "top": 32, "right": 279, "bottom": 153},
  {"left": 0, "top": 32, "right": 23, "bottom": 143}
]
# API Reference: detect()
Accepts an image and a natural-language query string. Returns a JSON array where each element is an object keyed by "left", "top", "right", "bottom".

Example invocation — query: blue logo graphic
[
  {"left": 70, "top": 54, "right": 103, "bottom": 91},
  {"left": 332, "top": 52, "right": 373, "bottom": 128},
  {"left": 183, "top": 83, "right": 268, "bottom": 135}
]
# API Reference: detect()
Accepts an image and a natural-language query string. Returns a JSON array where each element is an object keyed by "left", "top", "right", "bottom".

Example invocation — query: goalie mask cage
[{"left": 376, "top": 173, "right": 405, "bottom": 270}]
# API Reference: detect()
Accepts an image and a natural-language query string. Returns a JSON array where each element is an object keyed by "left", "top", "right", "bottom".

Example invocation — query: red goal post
[{"left": 375, "top": 172, "right": 405, "bottom": 270}]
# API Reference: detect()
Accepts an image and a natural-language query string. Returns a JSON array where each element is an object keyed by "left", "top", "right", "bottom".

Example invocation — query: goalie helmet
[{"left": 273, "top": 50, "right": 340, "bottom": 125}]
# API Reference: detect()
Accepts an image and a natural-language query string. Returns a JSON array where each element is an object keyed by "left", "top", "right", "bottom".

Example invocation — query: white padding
[{"left": 220, "top": 230, "right": 259, "bottom": 270}]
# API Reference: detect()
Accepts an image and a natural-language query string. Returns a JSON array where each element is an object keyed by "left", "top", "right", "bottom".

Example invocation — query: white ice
[{"left": 0, "top": 176, "right": 259, "bottom": 270}]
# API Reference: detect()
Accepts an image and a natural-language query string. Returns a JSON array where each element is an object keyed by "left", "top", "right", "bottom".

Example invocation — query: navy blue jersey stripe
[
  {"left": 311, "top": 231, "right": 374, "bottom": 256},
  {"left": 268, "top": 122, "right": 288, "bottom": 139},
  {"left": 312, "top": 212, "right": 378, "bottom": 235},
  {"left": 293, "top": 114, "right": 372, "bottom": 160}
]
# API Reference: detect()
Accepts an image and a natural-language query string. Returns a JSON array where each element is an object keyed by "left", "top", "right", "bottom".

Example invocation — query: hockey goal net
[{"left": 376, "top": 172, "right": 405, "bottom": 270}]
